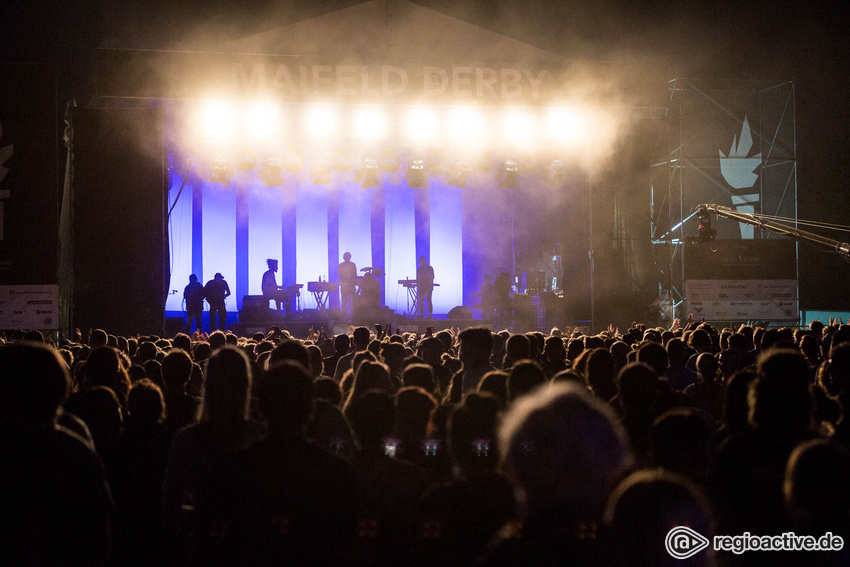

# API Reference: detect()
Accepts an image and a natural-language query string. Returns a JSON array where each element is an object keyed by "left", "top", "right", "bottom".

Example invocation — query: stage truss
[{"left": 650, "top": 78, "right": 797, "bottom": 323}]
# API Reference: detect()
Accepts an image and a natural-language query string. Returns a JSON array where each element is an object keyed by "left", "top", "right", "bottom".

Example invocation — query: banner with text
[
  {"left": 99, "top": 49, "right": 568, "bottom": 104},
  {"left": 685, "top": 279, "right": 798, "bottom": 322},
  {"left": 0, "top": 285, "right": 60, "bottom": 330}
]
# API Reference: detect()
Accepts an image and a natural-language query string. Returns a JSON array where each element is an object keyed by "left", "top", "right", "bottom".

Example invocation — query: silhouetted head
[
  {"left": 505, "top": 334, "right": 531, "bottom": 363},
  {"left": 459, "top": 327, "right": 493, "bottom": 370},
  {"left": 395, "top": 385, "right": 437, "bottom": 442},
  {"left": 605, "top": 469, "right": 712, "bottom": 567},
  {"left": 332, "top": 333, "right": 350, "bottom": 354},
  {"left": 785, "top": 439, "right": 850, "bottom": 535},
  {"left": 354, "top": 360, "right": 393, "bottom": 394},
  {"left": 352, "top": 326, "right": 371, "bottom": 350},
  {"left": 478, "top": 370, "right": 509, "bottom": 409},
  {"left": 720, "top": 368, "right": 758, "bottom": 432},
  {"left": 127, "top": 378, "right": 166, "bottom": 427},
  {"left": 207, "top": 330, "right": 226, "bottom": 351},
  {"left": 257, "top": 361, "right": 313, "bottom": 435},
  {"left": 173, "top": 333, "right": 191, "bottom": 353},
  {"left": 348, "top": 390, "right": 395, "bottom": 447},
  {"left": 313, "top": 376, "right": 342, "bottom": 406},
  {"left": 0, "top": 342, "right": 70, "bottom": 428},
  {"left": 402, "top": 363, "right": 437, "bottom": 394},
  {"left": 751, "top": 349, "right": 812, "bottom": 432},
  {"left": 449, "top": 392, "right": 501, "bottom": 471},
  {"left": 650, "top": 408, "right": 714, "bottom": 483},
  {"left": 507, "top": 359, "right": 547, "bottom": 402},
  {"left": 343, "top": 252, "right": 351, "bottom": 261},
  {"left": 617, "top": 362, "right": 659, "bottom": 416},
  {"left": 501, "top": 382, "right": 629, "bottom": 518},
  {"left": 162, "top": 348, "right": 193, "bottom": 392},
  {"left": 189, "top": 274, "right": 198, "bottom": 283},
  {"left": 269, "top": 339, "right": 310, "bottom": 372},
  {"left": 89, "top": 329, "right": 108, "bottom": 348},
  {"left": 201, "top": 345, "right": 252, "bottom": 424},
  {"left": 266, "top": 258, "right": 278, "bottom": 270},
  {"left": 637, "top": 342, "right": 668, "bottom": 377}
]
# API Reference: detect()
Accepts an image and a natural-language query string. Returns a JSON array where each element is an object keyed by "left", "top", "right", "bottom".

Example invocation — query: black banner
[
  {"left": 0, "top": 63, "right": 58, "bottom": 284},
  {"left": 684, "top": 239, "right": 797, "bottom": 280}
]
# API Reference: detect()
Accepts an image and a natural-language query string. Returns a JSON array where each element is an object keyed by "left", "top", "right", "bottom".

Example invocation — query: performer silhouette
[
  {"left": 262, "top": 259, "right": 292, "bottom": 319},
  {"left": 204, "top": 273, "right": 230, "bottom": 332},
  {"left": 416, "top": 256, "right": 435, "bottom": 319},
  {"left": 338, "top": 252, "right": 357, "bottom": 318},
  {"left": 183, "top": 274, "right": 204, "bottom": 334}
]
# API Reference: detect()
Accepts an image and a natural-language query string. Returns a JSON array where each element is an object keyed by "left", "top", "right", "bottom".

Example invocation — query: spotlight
[
  {"left": 353, "top": 106, "right": 388, "bottom": 142},
  {"left": 498, "top": 159, "right": 518, "bottom": 189},
  {"left": 405, "top": 159, "right": 428, "bottom": 188},
  {"left": 447, "top": 159, "right": 472, "bottom": 188},
  {"left": 260, "top": 157, "right": 283, "bottom": 187},
  {"left": 357, "top": 157, "right": 380, "bottom": 188},
  {"left": 310, "top": 158, "right": 331, "bottom": 185},
  {"left": 210, "top": 155, "right": 233, "bottom": 185},
  {"left": 448, "top": 106, "right": 486, "bottom": 145},
  {"left": 236, "top": 152, "right": 255, "bottom": 171},
  {"left": 403, "top": 106, "right": 438, "bottom": 144},
  {"left": 546, "top": 107, "right": 592, "bottom": 147},
  {"left": 304, "top": 105, "right": 338, "bottom": 140},
  {"left": 549, "top": 160, "right": 565, "bottom": 181},
  {"left": 501, "top": 108, "right": 535, "bottom": 146},
  {"left": 197, "top": 100, "right": 235, "bottom": 142},
  {"left": 284, "top": 152, "right": 304, "bottom": 173},
  {"left": 246, "top": 102, "right": 280, "bottom": 141}
]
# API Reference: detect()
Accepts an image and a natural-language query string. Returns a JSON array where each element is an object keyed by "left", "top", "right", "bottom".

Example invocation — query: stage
[{"left": 165, "top": 288, "right": 569, "bottom": 338}]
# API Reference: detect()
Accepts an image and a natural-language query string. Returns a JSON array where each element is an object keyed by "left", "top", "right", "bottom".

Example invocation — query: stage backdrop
[{"left": 165, "top": 165, "right": 480, "bottom": 318}]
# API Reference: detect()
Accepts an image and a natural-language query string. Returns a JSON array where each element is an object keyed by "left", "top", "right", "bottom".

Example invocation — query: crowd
[{"left": 3, "top": 316, "right": 850, "bottom": 566}]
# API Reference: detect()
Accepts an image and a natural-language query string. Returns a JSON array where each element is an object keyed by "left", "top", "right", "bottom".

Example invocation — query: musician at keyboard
[{"left": 262, "top": 258, "right": 294, "bottom": 319}]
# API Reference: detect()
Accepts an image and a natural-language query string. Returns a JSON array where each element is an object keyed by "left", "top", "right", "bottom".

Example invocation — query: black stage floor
[{"left": 229, "top": 315, "right": 482, "bottom": 339}]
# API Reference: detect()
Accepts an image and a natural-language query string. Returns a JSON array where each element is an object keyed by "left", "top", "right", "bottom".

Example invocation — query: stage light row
[
  {"left": 194, "top": 99, "right": 612, "bottom": 149},
  {"left": 199, "top": 153, "right": 566, "bottom": 189}
]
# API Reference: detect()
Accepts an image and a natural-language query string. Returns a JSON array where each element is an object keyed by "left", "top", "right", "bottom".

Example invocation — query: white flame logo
[
  {"left": 719, "top": 116, "right": 761, "bottom": 189},
  {"left": 719, "top": 116, "right": 760, "bottom": 239}
]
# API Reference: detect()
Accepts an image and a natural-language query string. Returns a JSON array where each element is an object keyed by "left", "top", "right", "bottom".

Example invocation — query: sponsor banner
[
  {"left": 0, "top": 285, "right": 60, "bottom": 329},
  {"left": 685, "top": 279, "right": 798, "bottom": 321},
  {"left": 98, "top": 49, "right": 567, "bottom": 104}
]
